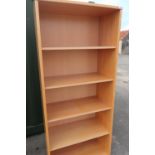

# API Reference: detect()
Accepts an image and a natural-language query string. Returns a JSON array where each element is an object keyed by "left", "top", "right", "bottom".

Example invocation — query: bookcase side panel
[
  {"left": 98, "top": 10, "right": 122, "bottom": 155},
  {"left": 34, "top": 1, "right": 51, "bottom": 155}
]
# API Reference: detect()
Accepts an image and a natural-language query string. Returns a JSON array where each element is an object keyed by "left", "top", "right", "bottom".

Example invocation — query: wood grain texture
[
  {"left": 33, "top": 1, "right": 50, "bottom": 155},
  {"left": 46, "top": 84, "right": 96, "bottom": 103},
  {"left": 45, "top": 73, "right": 113, "bottom": 89},
  {"left": 49, "top": 114, "right": 95, "bottom": 127},
  {"left": 49, "top": 117, "right": 109, "bottom": 151},
  {"left": 52, "top": 139, "right": 106, "bottom": 155},
  {"left": 43, "top": 50, "right": 98, "bottom": 77},
  {"left": 98, "top": 11, "right": 122, "bottom": 155},
  {"left": 39, "top": 0, "right": 121, "bottom": 16},
  {"left": 35, "top": 1, "right": 121, "bottom": 154},
  {"left": 97, "top": 82, "right": 114, "bottom": 107},
  {"left": 40, "top": 14, "right": 100, "bottom": 47},
  {"left": 47, "top": 96, "right": 111, "bottom": 123}
]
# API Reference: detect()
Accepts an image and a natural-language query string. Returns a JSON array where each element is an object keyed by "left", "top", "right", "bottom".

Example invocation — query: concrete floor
[
  {"left": 27, "top": 55, "right": 129, "bottom": 155},
  {"left": 111, "top": 55, "right": 129, "bottom": 155}
]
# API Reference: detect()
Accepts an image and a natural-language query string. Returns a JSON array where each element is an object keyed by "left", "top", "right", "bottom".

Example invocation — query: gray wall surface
[{"left": 26, "top": 0, "right": 44, "bottom": 136}]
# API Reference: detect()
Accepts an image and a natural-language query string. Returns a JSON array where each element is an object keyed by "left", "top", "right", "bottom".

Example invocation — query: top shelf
[{"left": 42, "top": 46, "right": 116, "bottom": 51}]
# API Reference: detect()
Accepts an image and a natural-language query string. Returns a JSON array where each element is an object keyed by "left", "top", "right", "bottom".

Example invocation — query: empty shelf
[
  {"left": 42, "top": 46, "right": 115, "bottom": 51},
  {"left": 49, "top": 117, "right": 109, "bottom": 151},
  {"left": 45, "top": 73, "right": 113, "bottom": 89},
  {"left": 47, "top": 96, "right": 111, "bottom": 123},
  {"left": 52, "top": 139, "right": 106, "bottom": 155}
]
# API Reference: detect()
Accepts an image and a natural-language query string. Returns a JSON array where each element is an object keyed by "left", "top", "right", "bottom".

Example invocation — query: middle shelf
[
  {"left": 42, "top": 46, "right": 116, "bottom": 51},
  {"left": 49, "top": 117, "right": 109, "bottom": 151},
  {"left": 47, "top": 96, "right": 111, "bottom": 123},
  {"left": 45, "top": 73, "right": 113, "bottom": 89}
]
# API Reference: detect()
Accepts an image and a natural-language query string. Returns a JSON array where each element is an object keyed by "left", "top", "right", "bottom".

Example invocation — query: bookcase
[{"left": 34, "top": 0, "right": 121, "bottom": 155}]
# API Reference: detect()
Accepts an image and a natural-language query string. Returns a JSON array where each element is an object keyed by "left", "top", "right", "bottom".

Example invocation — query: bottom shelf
[{"left": 52, "top": 139, "right": 106, "bottom": 155}]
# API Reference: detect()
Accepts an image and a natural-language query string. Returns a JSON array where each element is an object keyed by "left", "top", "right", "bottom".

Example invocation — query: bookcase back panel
[
  {"left": 49, "top": 113, "right": 95, "bottom": 127},
  {"left": 46, "top": 84, "right": 96, "bottom": 103},
  {"left": 43, "top": 50, "right": 98, "bottom": 77},
  {"left": 40, "top": 13, "right": 99, "bottom": 47}
]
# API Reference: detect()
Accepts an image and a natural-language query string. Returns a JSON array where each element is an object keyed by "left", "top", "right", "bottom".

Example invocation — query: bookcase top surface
[{"left": 38, "top": 0, "right": 121, "bottom": 16}]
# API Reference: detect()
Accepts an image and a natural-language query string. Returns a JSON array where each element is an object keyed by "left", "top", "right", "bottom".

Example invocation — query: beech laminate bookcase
[{"left": 34, "top": 0, "right": 121, "bottom": 155}]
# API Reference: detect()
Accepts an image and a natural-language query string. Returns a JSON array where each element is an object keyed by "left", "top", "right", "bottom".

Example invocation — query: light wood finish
[
  {"left": 39, "top": 0, "right": 121, "bottom": 16},
  {"left": 43, "top": 50, "right": 98, "bottom": 77},
  {"left": 47, "top": 96, "right": 111, "bottom": 123},
  {"left": 34, "top": 1, "right": 50, "bottom": 155},
  {"left": 49, "top": 114, "right": 95, "bottom": 127},
  {"left": 49, "top": 117, "right": 109, "bottom": 151},
  {"left": 97, "top": 111, "right": 112, "bottom": 132},
  {"left": 98, "top": 50, "right": 116, "bottom": 78},
  {"left": 45, "top": 73, "right": 113, "bottom": 89},
  {"left": 52, "top": 139, "right": 106, "bottom": 155},
  {"left": 42, "top": 46, "right": 115, "bottom": 51},
  {"left": 99, "top": 12, "right": 121, "bottom": 46},
  {"left": 40, "top": 14, "right": 100, "bottom": 47},
  {"left": 46, "top": 85, "right": 96, "bottom": 103},
  {"left": 97, "top": 82, "right": 114, "bottom": 106},
  {"left": 98, "top": 11, "right": 122, "bottom": 155},
  {"left": 34, "top": 0, "right": 121, "bottom": 155}
]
